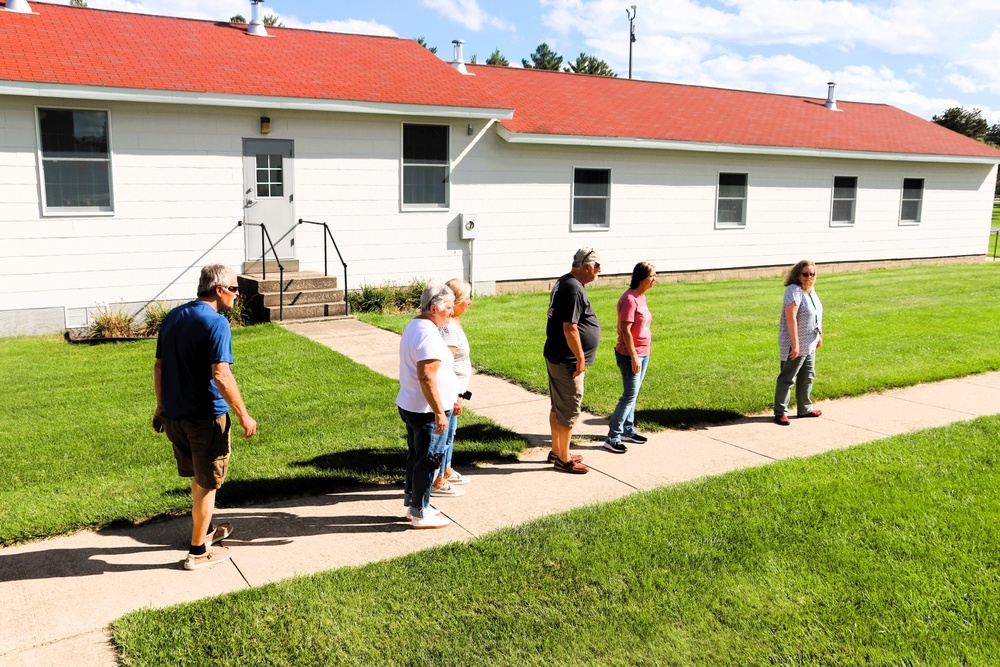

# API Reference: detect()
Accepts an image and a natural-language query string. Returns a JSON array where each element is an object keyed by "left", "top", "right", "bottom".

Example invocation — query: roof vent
[
  {"left": 4, "top": 0, "right": 33, "bottom": 13},
  {"left": 451, "top": 40, "right": 471, "bottom": 75},
  {"left": 824, "top": 81, "right": 841, "bottom": 112},
  {"left": 248, "top": 0, "right": 268, "bottom": 37}
]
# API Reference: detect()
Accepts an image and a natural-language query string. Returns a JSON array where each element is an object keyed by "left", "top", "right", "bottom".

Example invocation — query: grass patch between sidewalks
[{"left": 112, "top": 415, "right": 1000, "bottom": 666}]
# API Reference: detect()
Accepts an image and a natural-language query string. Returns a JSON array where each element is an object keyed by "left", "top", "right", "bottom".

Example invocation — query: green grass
[
  {"left": 112, "top": 415, "right": 1000, "bottom": 666},
  {"left": 990, "top": 202, "right": 999, "bottom": 256},
  {"left": 0, "top": 325, "right": 525, "bottom": 545},
  {"left": 361, "top": 264, "right": 1000, "bottom": 428}
]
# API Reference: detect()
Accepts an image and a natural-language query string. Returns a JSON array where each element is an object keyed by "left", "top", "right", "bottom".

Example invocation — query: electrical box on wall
[{"left": 460, "top": 213, "right": 478, "bottom": 240}]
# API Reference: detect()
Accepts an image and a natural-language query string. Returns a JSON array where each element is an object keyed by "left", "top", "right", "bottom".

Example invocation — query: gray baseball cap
[{"left": 572, "top": 247, "right": 600, "bottom": 267}]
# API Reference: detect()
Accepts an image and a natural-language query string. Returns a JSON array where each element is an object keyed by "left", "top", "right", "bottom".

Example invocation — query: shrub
[
  {"left": 88, "top": 303, "right": 137, "bottom": 339},
  {"left": 139, "top": 301, "right": 173, "bottom": 337},
  {"left": 348, "top": 279, "right": 428, "bottom": 314},
  {"left": 224, "top": 296, "right": 249, "bottom": 328}
]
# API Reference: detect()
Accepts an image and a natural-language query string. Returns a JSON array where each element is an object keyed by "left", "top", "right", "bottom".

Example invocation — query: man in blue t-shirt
[
  {"left": 153, "top": 264, "right": 257, "bottom": 571},
  {"left": 543, "top": 248, "right": 602, "bottom": 475}
]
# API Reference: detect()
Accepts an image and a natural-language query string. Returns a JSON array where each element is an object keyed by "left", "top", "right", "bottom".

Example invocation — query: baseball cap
[{"left": 572, "top": 247, "right": 600, "bottom": 267}]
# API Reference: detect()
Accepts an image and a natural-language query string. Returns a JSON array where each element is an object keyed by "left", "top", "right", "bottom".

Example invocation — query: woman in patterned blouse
[{"left": 774, "top": 260, "right": 824, "bottom": 425}]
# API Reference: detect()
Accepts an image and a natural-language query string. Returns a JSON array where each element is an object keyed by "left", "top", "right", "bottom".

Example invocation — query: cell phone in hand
[{"left": 152, "top": 415, "right": 165, "bottom": 433}]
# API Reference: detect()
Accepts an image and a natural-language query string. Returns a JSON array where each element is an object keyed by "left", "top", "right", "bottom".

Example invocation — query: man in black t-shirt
[{"left": 543, "top": 247, "right": 602, "bottom": 474}]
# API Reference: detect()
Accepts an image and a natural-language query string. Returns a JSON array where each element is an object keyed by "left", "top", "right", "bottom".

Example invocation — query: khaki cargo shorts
[
  {"left": 546, "top": 359, "right": 585, "bottom": 428},
  {"left": 163, "top": 413, "right": 231, "bottom": 490}
]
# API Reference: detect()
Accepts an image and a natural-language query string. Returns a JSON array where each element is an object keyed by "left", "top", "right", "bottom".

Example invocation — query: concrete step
[
  {"left": 263, "top": 302, "right": 349, "bottom": 321},
  {"left": 239, "top": 271, "right": 339, "bottom": 293},
  {"left": 261, "top": 288, "right": 345, "bottom": 308},
  {"left": 242, "top": 259, "right": 300, "bottom": 274}
]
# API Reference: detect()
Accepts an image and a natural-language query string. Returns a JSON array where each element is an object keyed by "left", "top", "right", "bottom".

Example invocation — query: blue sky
[{"left": 50, "top": 0, "right": 1000, "bottom": 123}]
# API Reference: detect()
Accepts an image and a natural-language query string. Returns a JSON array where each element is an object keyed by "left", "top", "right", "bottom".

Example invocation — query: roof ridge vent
[
  {"left": 4, "top": 0, "right": 34, "bottom": 13},
  {"left": 248, "top": 0, "right": 268, "bottom": 37},
  {"left": 824, "top": 81, "right": 841, "bottom": 112},
  {"left": 451, "top": 39, "right": 472, "bottom": 75}
]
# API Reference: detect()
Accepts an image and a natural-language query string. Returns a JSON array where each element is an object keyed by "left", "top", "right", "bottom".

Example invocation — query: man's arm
[
  {"left": 212, "top": 362, "right": 257, "bottom": 437},
  {"left": 416, "top": 359, "right": 449, "bottom": 434},
  {"left": 562, "top": 322, "right": 587, "bottom": 377},
  {"left": 152, "top": 359, "right": 165, "bottom": 431}
]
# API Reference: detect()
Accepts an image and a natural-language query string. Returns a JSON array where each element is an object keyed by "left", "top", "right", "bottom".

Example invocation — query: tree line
[
  {"left": 932, "top": 107, "right": 1000, "bottom": 196},
  {"left": 416, "top": 39, "right": 617, "bottom": 77}
]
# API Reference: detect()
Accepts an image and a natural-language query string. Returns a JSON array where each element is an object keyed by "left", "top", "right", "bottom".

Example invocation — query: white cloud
[{"left": 418, "top": 0, "right": 514, "bottom": 31}]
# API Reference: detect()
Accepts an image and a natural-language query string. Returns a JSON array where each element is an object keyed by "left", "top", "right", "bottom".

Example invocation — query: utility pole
[{"left": 627, "top": 5, "right": 636, "bottom": 79}]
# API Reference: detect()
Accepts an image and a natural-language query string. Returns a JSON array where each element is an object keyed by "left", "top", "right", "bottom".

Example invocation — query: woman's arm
[
  {"left": 618, "top": 317, "right": 640, "bottom": 373},
  {"left": 784, "top": 302, "right": 800, "bottom": 359}
]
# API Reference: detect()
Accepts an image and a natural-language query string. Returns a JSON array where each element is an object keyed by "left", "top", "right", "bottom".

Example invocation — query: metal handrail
[
  {"left": 992, "top": 227, "right": 1000, "bottom": 260},
  {"left": 298, "top": 219, "right": 349, "bottom": 316},
  {"left": 238, "top": 220, "right": 285, "bottom": 321}
]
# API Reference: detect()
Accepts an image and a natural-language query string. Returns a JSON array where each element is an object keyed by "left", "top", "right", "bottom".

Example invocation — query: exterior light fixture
[{"left": 260, "top": 116, "right": 271, "bottom": 134}]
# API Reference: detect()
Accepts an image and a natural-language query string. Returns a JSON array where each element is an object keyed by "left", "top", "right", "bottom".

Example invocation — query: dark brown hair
[{"left": 629, "top": 261, "right": 656, "bottom": 290}]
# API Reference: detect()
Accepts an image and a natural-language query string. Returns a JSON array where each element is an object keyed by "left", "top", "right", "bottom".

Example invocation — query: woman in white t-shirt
[
  {"left": 431, "top": 279, "right": 474, "bottom": 496},
  {"left": 773, "top": 260, "right": 824, "bottom": 425},
  {"left": 604, "top": 262, "right": 656, "bottom": 454},
  {"left": 395, "top": 283, "right": 457, "bottom": 528}
]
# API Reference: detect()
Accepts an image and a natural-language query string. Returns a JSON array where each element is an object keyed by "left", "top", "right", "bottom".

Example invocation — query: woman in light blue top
[{"left": 774, "top": 260, "right": 823, "bottom": 425}]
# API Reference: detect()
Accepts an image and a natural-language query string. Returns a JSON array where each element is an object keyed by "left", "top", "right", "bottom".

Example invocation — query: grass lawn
[
  {"left": 990, "top": 202, "right": 1000, "bottom": 256},
  {"left": 0, "top": 325, "right": 526, "bottom": 545},
  {"left": 112, "top": 415, "right": 1000, "bottom": 666},
  {"left": 361, "top": 263, "right": 1000, "bottom": 428}
]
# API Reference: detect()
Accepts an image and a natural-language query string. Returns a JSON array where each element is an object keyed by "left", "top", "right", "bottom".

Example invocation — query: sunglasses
[
  {"left": 800, "top": 272, "right": 816, "bottom": 277},
  {"left": 221, "top": 285, "right": 240, "bottom": 293}
]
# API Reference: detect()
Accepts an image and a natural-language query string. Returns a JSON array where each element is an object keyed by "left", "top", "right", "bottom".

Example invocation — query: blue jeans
[
  {"left": 607, "top": 352, "right": 649, "bottom": 442},
  {"left": 398, "top": 407, "right": 452, "bottom": 517},
  {"left": 437, "top": 412, "right": 459, "bottom": 479},
  {"left": 774, "top": 352, "right": 815, "bottom": 416}
]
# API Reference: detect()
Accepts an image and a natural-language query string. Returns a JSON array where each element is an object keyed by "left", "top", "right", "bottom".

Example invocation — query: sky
[{"left": 44, "top": 0, "right": 1000, "bottom": 123}]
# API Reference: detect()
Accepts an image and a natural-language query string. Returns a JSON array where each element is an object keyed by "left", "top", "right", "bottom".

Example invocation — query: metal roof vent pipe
[
  {"left": 248, "top": 0, "right": 268, "bottom": 37},
  {"left": 451, "top": 40, "right": 471, "bottom": 75},
  {"left": 4, "top": 0, "right": 34, "bottom": 13},
  {"left": 824, "top": 81, "right": 841, "bottom": 111}
]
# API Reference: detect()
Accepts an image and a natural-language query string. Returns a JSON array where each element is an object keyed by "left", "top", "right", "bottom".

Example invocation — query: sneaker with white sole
[
  {"left": 603, "top": 440, "right": 628, "bottom": 454},
  {"left": 183, "top": 545, "right": 232, "bottom": 570},
  {"left": 621, "top": 432, "right": 648, "bottom": 444},
  {"left": 207, "top": 522, "right": 232, "bottom": 546},
  {"left": 405, "top": 506, "right": 441, "bottom": 522},
  {"left": 430, "top": 481, "right": 465, "bottom": 497},
  {"left": 411, "top": 513, "right": 451, "bottom": 529}
]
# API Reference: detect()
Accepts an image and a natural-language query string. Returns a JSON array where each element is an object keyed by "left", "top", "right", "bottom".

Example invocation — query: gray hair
[
  {"left": 197, "top": 264, "right": 236, "bottom": 297},
  {"left": 420, "top": 282, "right": 455, "bottom": 313}
]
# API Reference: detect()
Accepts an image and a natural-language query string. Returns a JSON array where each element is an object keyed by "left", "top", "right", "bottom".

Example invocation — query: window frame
[
  {"left": 830, "top": 175, "right": 858, "bottom": 228},
  {"left": 35, "top": 105, "right": 115, "bottom": 217},
  {"left": 715, "top": 172, "right": 748, "bottom": 229},
  {"left": 570, "top": 166, "right": 612, "bottom": 231},
  {"left": 899, "top": 177, "right": 924, "bottom": 225},
  {"left": 400, "top": 122, "right": 450, "bottom": 211}
]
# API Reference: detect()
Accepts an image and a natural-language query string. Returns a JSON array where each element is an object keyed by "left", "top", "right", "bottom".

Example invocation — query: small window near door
[
  {"left": 900, "top": 178, "right": 924, "bottom": 224},
  {"left": 572, "top": 168, "right": 611, "bottom": 229},
  {"left": 831, "top": 176, "right": 858, "bottom": 227},
  {"left": 256, "top": 154, "right": 284, "bottom": 198},
  {"left": 37, "top": 107, "right": 113, "bottom": 214},
  {"left": 716, "top": 172, "right": 748, "bottom": 228},
  {"left": 402, "top": 124, "right": 449, "bottom": 208}
]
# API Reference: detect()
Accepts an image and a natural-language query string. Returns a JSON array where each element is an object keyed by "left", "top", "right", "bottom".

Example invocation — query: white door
[{"left": 243, "top": 139, "right": 295, "bottom": 261}]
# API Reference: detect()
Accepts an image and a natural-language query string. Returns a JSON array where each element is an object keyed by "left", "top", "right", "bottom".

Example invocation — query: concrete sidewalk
[{"left": 3, "top": 317, "right": 1000, "bottom": 666}]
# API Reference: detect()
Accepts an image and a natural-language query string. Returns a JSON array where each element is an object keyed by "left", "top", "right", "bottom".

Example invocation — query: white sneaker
[
  {"left": 430, "top": 482, "right": 465, "bottom": 497},
  {"left": 411, "top": 513, "right": 451, "bottom": 529},
  {"left": 405, "top": 506, "right": 441, "bottom": 522}
]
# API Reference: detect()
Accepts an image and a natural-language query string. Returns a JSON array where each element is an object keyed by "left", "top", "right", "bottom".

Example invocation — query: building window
[
  {"left": 402, "top": 124, "right": 449, "bottom": 208},
  {"left": 716, "top": 172, "right": 747, "bottom": 227},
  {"left": 900, "top": 178, "right": 924, "bottom": 224},
  {"left": 831, "top": 176, "right": 858, "bottom": 226},
  {"left": 256, "top": 154, "right": 284, "bottom": 198},
  {"left": 37, "top": 108, "right": 113, "bottom": 214},
  {"left": 572, "top": 168, "right": 611, "bottom": 229}
]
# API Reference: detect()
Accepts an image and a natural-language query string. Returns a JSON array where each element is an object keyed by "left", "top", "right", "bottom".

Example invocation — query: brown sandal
[{"left": 547, "top": 450, "right": 583, "bottom": 464}]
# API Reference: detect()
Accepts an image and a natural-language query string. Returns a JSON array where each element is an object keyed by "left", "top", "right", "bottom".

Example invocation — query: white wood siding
[{"left": 0, "top": 96, "right": 995, "bottom": 323}]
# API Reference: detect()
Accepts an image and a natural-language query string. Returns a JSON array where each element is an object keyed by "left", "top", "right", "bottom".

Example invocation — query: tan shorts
[
  {"left": 546, "top": 359, "right": 585, "bottom": 428},
  {"left": 163, "top": 413, "right": 231, "bottom": 490}
]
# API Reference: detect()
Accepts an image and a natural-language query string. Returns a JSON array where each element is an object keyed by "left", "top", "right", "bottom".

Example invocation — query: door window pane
[{"left": 256, "top": 154, "right": 284, "bottom": 198}]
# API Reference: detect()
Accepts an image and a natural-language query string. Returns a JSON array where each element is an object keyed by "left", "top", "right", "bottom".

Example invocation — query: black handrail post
[
  {"left": 279, "top": 265, "right": 284, "bottom": 321},
  {"left": 299, "top": 219, "right": 349, "bottom": 316},
  {"left": 260, "top": 226, "right": 266, "bottom": 281},
  {"left": 323, "top": 223, "right": 329, "bottom": 277}
]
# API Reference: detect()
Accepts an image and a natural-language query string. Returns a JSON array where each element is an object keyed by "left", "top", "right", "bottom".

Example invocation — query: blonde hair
[{"left": 446, "top": 278, "right": 471, "bottom": 303}]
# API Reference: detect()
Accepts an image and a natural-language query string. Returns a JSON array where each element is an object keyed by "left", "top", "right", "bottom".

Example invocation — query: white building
[{"left": 2, "top": 1, "right": 998, "bottom": 335}]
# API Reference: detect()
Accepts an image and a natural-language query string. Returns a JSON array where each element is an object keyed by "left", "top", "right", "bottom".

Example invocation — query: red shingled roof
[
  {"left": 0, "top": 1, "right": 505, "bottom": 110},
  {"left": 469, "top": 64, "right": 1000, "bottom": 159}
]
